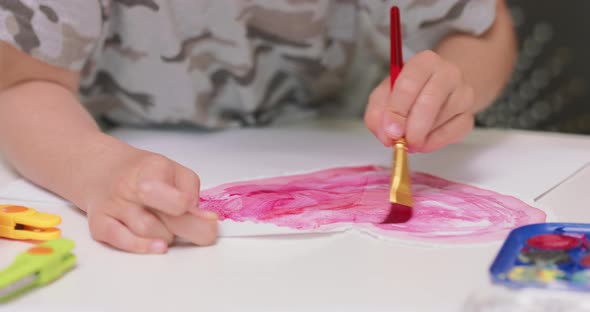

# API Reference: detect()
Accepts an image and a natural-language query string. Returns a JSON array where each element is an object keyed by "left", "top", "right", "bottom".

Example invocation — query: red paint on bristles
[{"left": 384, "top": 203, "right": 413, "bottom": 224}]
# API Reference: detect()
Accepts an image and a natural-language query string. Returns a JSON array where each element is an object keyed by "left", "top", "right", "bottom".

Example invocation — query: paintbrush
[{"left": 382, "top": 6, "right": 413, "bottom": 223}]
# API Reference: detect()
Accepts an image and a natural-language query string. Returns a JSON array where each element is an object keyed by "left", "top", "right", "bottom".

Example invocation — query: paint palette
[{"left": 490, "top": 223, "right": 590, "bottom": 292}]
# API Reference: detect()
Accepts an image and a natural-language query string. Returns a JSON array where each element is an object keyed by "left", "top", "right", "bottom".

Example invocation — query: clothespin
[
  {"left": 0, "top": 238, "right": 76, "bottom": 302},
  {"left": 0, "top": 205, "right": 61, "bottom": 241}
]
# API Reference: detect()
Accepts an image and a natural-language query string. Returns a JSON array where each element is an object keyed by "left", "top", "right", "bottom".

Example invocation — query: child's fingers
[
  {"left": 405, "top": 63, "right": 460, "bottom": 149},
  {"left": 89, "top": 213, "right": 168, "bottom": 254},
  {"left": 173, "top": 163, "right": 201, "bottom": 211},
  {"left": 134, "top": 154, "right": 189, "bottom": 216},
  {"left": 383, "top": 50, "right": 439, "bottom": 140},
  {"left": 137, "top": 180, "right": 192, "bottom": 216},
  {"left": 432, "top": 84, "right": 475, "bottom": 130},
  {"left": 113, "top": 204, "right": 174, "bottom": 243},
  {"left": 421, "top": 113, "right": 474, "bottom": 153},
  {"left": 174, "top": 165, "right": 220, "bottom": 219},
  {"left": 159, "top": 212, "right": 218, "bottom": 246},
  {"left": 364, "top": 78, "right": 395, "bottom": 146}
]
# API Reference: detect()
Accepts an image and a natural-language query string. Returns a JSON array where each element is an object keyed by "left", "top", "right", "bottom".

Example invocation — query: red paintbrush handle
[{"left": 390, "top": 6, "right": 403, "bottom": 90}]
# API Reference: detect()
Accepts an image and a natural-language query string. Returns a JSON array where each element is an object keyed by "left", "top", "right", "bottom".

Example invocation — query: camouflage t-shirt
[{"left": 0, "top": 0, "right": 496, "bottom": 129}]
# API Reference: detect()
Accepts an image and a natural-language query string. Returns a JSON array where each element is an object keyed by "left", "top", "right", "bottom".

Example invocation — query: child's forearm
[
  {"left": 0, "top": 81, "right": 132, "bottom": 208},
  {"left": 434, "top": 0, "right": 516, "bottom": 112},
  {"left": 0, "top": 81, "right": 219, "bottom": 250}
]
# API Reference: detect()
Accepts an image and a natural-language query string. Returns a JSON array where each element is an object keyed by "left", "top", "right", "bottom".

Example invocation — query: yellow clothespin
[{"left": 0, "top": 205, "right": 61, "bottom": 241}]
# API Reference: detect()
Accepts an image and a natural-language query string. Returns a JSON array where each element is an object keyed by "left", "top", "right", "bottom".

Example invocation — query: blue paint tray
[{"left": 490, "top": 223, "right": 590, "bottom": 292}]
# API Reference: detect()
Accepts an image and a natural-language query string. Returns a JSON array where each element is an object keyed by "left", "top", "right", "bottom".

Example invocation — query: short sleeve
[
  {"left": 0, "top": 0, "right": 103, "bottom": 71},
  {"left": 404, "top": 0, "right": 497, "bottom": 53},
  {"left": 361, "top": 0, "right": 497, "bottom": 63}
]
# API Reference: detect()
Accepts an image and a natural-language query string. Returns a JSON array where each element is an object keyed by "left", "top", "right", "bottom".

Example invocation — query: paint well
[
  {"left": 526, "top": 234, "right": 581, "bottom": 250},
  {"left": 518, "top": 249, "right": 571, "bottom": 265}
]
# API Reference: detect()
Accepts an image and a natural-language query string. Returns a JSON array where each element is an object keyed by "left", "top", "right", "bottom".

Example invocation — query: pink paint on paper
[{"left": 200, "top": 166, "right": 546, "bottom": 243}]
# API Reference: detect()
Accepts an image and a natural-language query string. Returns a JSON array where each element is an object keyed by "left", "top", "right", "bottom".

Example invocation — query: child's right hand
[{"left": 81, "top": 140, "right": 218, "bottom": 254}]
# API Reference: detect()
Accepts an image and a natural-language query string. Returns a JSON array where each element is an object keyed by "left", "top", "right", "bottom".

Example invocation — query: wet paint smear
[{"left": 200, "top": 166, "right": 547, "bottom": 244}]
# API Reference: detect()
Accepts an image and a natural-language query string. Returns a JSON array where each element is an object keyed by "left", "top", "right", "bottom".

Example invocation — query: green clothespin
[{"left": 0, "top": 238, "right": 76, "bottom": 303}]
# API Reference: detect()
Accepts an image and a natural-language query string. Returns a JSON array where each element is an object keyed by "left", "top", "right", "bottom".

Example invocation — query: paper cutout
[{"left": 200, "top": 166, "right": 546, "bottom": 244}]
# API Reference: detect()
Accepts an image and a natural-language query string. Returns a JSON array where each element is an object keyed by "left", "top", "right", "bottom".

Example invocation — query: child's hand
[
  {"left": 82, "top": 146, "right": 218, "bottom": 254},
  {"left": 364, "top": 51, "right": 476, "bottom": 152}
]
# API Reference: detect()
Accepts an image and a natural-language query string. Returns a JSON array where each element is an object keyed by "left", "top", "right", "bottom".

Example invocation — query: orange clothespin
[{"left": 0, "top": 205, "right": 61, "bottom": 241}]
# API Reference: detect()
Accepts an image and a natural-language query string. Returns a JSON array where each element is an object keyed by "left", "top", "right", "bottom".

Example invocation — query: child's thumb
[{"left": 382, "top": 110, "right": 406, "bottom": 140}]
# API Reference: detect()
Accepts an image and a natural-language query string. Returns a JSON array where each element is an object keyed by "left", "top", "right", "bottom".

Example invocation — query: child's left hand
[{"left": 364, "top": 50, "right": 476, "bottom": 152}]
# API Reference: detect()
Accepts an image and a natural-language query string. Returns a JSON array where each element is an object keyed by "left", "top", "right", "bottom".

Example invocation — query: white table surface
[{"left": 1, "top": 119, "right": 590, "bottom": 312}]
